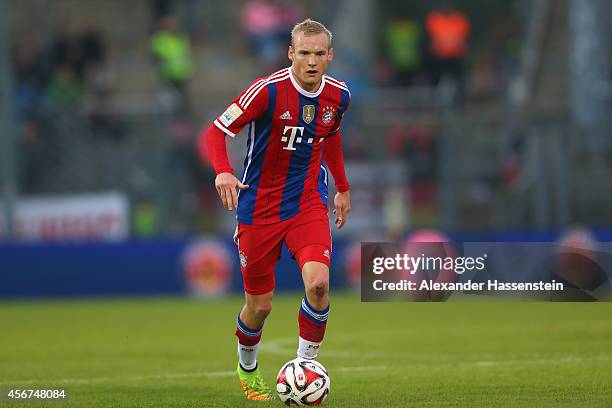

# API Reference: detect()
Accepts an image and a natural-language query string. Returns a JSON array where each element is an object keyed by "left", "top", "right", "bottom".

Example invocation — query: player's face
[{"left": 288, "top": 32, "right": 334, "bottom": 92}]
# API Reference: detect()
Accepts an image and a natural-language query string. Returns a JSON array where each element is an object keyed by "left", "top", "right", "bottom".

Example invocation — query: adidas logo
[{"left": 279, "top": 111, "right": 292, "bottom": 120}]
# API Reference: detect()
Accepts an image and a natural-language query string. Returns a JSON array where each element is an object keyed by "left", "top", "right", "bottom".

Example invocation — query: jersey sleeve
[
  {"left": 213, "top": 79, "right": 270, "bottom": 137},
  {"left": 199, "top": 124, "right": 234, "bottom": 175},
  {"left": 323, "top": 130, "right": 350, "bottom": 192},
  {"left": 330, "top": 90, "right": 351, "bottom": 134}
]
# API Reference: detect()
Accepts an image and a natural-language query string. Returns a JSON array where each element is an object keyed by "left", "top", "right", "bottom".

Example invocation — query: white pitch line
[
  {"left": 334, "top": 366, "right": 390, "bottom": 373},
  {"left": 0, "top": 366, "right": 390, "bottom": 386},
  {"left": 467, "top": 355, "right": 612, "bottom": 368},
  {"left": 0, "top": 371, "right": 236, "bottom": 386},
  {"left": 3, "top": 355, "right": 610, "bottom": 386}
]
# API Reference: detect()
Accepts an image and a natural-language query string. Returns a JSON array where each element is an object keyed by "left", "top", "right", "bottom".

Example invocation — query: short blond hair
[{"left": 291, "top": 18, "right": 332, "bottom": 48}]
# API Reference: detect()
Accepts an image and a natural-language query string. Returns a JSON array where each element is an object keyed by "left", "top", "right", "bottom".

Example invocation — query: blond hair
[{"left": 291, "top": 18, "right": 332, "bottom": 48}]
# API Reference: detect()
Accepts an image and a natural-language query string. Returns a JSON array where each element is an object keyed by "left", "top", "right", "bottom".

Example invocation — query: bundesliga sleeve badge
[{"left": 220, "top": 103, "right": 244, "bottom": 127}]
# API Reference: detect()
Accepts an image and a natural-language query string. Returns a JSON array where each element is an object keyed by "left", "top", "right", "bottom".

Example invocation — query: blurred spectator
[
  {"left": 372, "top": 57, "right": 396, "bottom": 86},
  {"left": 39, "top": 23, "right": 102, "bottom": 82},
  {"left": 12, "top": 35, "right": 49, "bottom": 193},
  {"left": 386, "top": 124, "right": 438, "bottom": 220},
  {"left": 48, "top": 22, "right": 106, "bottom": 81},
  {"left": 14, "top": 44, "right": 48, "bottom": 192},
  {"left": 13, "top": 34, "right": 48, "bottom": 121},
  {"left": 44, "top": 65, "right": 83, "bottom": 110},
  {"left": 499, "top": 124, "right": 527, "bottom": 190},
  {"left": 150, "top": 15, "right": 194, "bottom": 114},
  {"left": 277, "top": 0, "right": 304, "bottom": 44},
  {"left": 490, "top": 14, "right": 521, "bottom": 94},
  {"left": 240, "top": 0, "right": 286, "bottom": 69},
  {"left": 73, "top": 24, "right": 119, "bottom": 140},
  {"left": 42, "top": 23, "right": 107, "bottom": 112},
  {"left": 12, "top": 23, "right": 110, "bottom": 193},
  {"left": 49, "top": 26, "right": 82, "bottom": 76},
  {"left": 385, "top": 18, "right": 422, "bottom": 86},
  {"left": 425, "top": 4, "right": 470, "bottom": 98},
  {"left": 151, "top": 0, "right": 174, "bottom": 22},
  {"left": 79, "top": 23, "right": 106, "bottom": 78}
]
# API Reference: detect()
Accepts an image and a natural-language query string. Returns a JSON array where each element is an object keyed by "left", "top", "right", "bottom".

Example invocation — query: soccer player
[{"left": 198, "top": 19, "right": 351, "bottom": 401}]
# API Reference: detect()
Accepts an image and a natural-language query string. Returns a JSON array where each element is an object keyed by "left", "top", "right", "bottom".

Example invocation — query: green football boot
[{"left": 237, "top": 363, "right": 272, "bottom": 401}]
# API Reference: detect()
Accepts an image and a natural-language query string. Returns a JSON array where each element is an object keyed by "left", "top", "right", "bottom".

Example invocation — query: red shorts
[{"left": 234, "top": 205, "right": 332, "bottom": 295}]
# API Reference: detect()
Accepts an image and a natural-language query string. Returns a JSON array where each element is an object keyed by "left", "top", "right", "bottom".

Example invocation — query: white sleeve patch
[{"left": 219, "top": 103, "right": 243, "bottom": 128}]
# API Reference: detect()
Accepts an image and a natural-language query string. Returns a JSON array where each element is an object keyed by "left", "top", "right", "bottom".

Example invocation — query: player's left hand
[{"left": 333, "top": 190, "right": 350, "bottom": 229}]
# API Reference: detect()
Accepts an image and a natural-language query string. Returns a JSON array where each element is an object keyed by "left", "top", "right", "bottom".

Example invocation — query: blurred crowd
[
  {"left": 13, "top": 23, "right": 108, "bottom": 192},
  {"left": 14, "top": 24, "right": 105, "bottom": 117},
  {"left": 240, "top": 0, "right": 304, "bottom": 70},
  {"left": 377, "top": 3, "right": 471, "bottom": 93},
  {"left": 7, "top": 0, "right": 561, "bottom": 238}
]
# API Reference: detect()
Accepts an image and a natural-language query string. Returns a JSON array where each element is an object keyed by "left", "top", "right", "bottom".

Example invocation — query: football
[{"left": 276, "top": 357, "right": 330, "bottom": 406}]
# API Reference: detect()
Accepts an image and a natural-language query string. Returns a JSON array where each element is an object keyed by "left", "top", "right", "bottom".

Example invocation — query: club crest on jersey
[
  {"left": 321, "top": 106, "right": 335, "bottom": 124},
  {"left": 239, "top": 251, "right": 247, "bottom": 268},
  {"left": 302, "top": 105, "right": 315, "bottom": 124}
]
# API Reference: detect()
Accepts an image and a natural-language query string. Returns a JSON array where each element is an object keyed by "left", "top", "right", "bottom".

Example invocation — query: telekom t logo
[
  {"left": 282, "top": 126, "right": 306, "bottom": 150},
  {"left": 282, "top": 126, "right": 323, "bottom": 150}
]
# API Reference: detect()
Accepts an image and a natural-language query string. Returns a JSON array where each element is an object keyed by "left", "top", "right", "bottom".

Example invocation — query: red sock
[
  {"left": 297, "top": 297, "right": 329, "bottom": 358},
  {"left": 235, "top": 315, "right": 262, "bottom": 370}
]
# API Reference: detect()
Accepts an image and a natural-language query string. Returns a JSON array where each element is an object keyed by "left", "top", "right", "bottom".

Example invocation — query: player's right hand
[{"left": 215, "top": 172, "right": 249, "bottom": 211}]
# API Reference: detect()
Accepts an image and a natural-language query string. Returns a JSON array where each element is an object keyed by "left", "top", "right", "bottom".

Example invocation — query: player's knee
[
  {"left": 306, "top": 278, "right": 329, "bottom": 300},
  {"left": 248, "top": 301, "right": 272, "bottom": 319}
]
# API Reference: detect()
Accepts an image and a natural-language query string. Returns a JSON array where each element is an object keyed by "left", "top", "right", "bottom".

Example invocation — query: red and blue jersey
[{"left": 214, "top": 67, "right": 351, "bottom": 225}]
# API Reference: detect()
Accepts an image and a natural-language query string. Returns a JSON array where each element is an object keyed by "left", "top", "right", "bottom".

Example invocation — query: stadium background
[
  {"left": 0, "top": 0, "right": 611, "bottom": 406},
  {"left": 1, "top": 0, "right": 611, "bottom": 297}
]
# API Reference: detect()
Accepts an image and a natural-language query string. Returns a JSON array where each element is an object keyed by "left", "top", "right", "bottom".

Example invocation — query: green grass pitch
[{"left": 1, "top": 293, "right": 611, "bottom": 407}]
